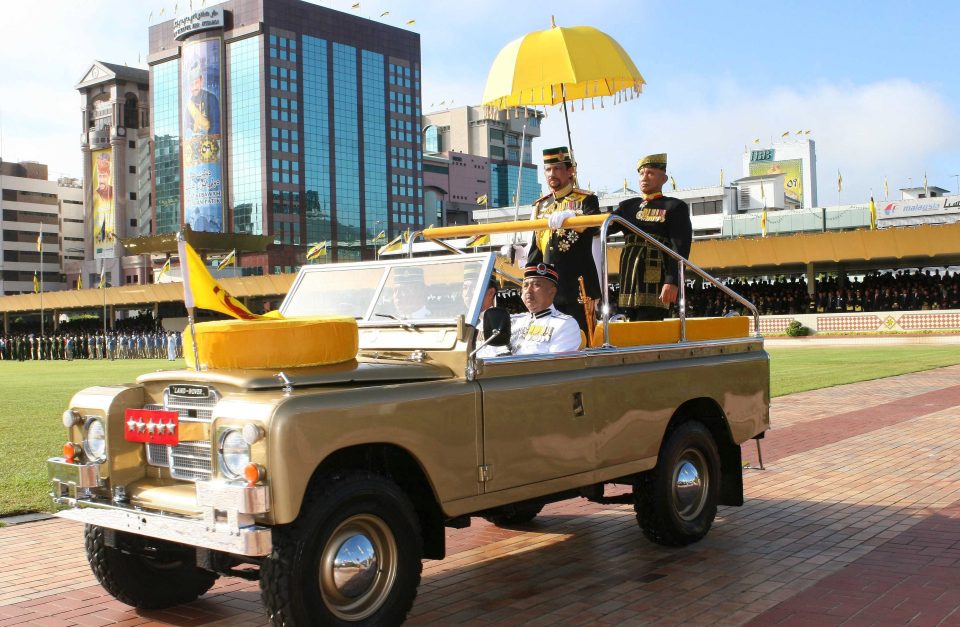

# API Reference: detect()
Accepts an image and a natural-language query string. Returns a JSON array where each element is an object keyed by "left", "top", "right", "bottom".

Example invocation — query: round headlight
[
  {"left": 219, "top": 429, "right": 250, "bottom": 479},
  {"left": 83, "top": 417, "right": 107, "bottom": 462}
]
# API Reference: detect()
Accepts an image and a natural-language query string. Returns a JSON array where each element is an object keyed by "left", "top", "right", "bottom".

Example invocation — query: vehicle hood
[{"left": 136, "top": 357, "right": 454, "bottom": 391}]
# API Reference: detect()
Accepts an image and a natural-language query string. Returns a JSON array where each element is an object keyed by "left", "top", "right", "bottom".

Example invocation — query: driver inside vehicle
[
  {"left": 478, "top": 263, "right": 582, "bottom": 357},
  {"left": 392, "top": 266, "right": 432, "bottom": 319}
]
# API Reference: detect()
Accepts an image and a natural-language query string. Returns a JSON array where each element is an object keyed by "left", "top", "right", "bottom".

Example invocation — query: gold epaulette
[
  {"left": 534, "top": 192, "right": 553, "bottom": 204},
  {"left": 570, "top": 188, "right": 594, "bottom": 200}
]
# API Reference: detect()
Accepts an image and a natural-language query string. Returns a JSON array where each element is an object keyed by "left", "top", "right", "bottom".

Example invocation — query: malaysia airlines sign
[{"left": 878, "top": 196, "right": 960, "bottom": 221}]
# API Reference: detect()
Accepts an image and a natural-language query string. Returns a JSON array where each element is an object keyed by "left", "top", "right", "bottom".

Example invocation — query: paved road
[{"left": 3, "top": 365, "right": 960, "bottom": 625}]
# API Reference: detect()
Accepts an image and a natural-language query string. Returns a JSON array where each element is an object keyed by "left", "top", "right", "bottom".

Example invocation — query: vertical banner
[
  {"left": 181, "top": 37, "right": 224, "bottom": 232},
  {"left": 91, "top": 148, "right": 115, "bottom": 257}
]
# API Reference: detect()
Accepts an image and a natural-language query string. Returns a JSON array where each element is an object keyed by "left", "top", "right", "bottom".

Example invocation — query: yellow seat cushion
[
  {"left": 182, "top": 316, "right": 359, "bottom": 370},
  {"left": 592, "top": 316, "right": 749, "bottom": 347}
]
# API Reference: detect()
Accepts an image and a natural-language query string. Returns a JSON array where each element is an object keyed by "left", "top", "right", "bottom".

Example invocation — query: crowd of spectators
[{"left": 683, "top": 268, "right": 960, "bottom": 317}]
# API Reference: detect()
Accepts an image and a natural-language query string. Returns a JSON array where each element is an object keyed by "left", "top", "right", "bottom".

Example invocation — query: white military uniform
[{"left": 509, "top": 306, "right": 581, "bottom": 355}]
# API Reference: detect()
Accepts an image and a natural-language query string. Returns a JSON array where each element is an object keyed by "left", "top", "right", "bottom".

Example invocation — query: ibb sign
[
  {"left": 174, "top": 8, "right": 225, "bottom": 40},
  {"left": 750, "top": 149, "right": 774, "bottom": 162}
]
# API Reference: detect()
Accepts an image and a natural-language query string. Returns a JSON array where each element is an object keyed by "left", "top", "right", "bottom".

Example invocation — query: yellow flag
[
  {"left": 33, "top": 272, "right": 40, "bottom": 293},
  {"left": 306, "top": 241, "right": 327, "bottom": 260},
  {"left": 720, "top": 168, "right": 724, "bottom": 187},
  {"left": 177, "top": 239, "right": 264, "bottom": 320},
  {"left": 869, "top": 196, "right": 877, "bottom": 230},
  {"left": 351, "top": 2, "right": 359, "bottom": 7},
  {"left": 217, "top": 249, "right": 236, "bottom": 270},
  {"left": 884, "top": 176, "right": 889, "bottom": 200},
  {"left": 405, "top": 19, "right": 416, "bottom": 25},
  {"left": 760, "top": 209, "right": 768, "bottom": 237},
  {"left": 923, "top": 172, "right": 929, "bottom": 197},
  {"left": 36, "top": 232, "right": 42, "bottom": 252},
  {"left": 781, "top": 131, "right": 789, "bottom": 138},
  {"left": 159, "top": 258, "right": 172, "bottom": 278},
  {"left": 476, "top": 194, "right": 488, "bottom": 206},
  {"left": 76, "top": 274, "right": 83, "bottom": 290},
  {"left": 752, "top": 138, "right": 760, "bottom": 144},
  {"left": 837, "top": 170, "right": 843, "bottom": 193},
  {"left": 380, "top": 10, "right": 389, "bottom": 16},
  {"left": 623, "top": 177, "right": 628, "bottom": 192},
  {"left": 99, "top": 266, "right": 106, "bottom": 289},
  {"left": 373, "top": 230, "right": 386, "bottom": 242},
  {"left": 670, "top": 176, "right": 677, "bottom": 191},
  {"left": 378, "top": 233, "right": 403, "bottom": 255},
  {"left": 465, "top": 234, "right": 491, "bottom": 247}
]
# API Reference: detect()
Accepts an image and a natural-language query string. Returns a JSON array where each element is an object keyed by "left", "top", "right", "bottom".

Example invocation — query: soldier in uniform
[
  {"left": 613, "top": 153, "right": 692, "bottom": 321},
  {"left": 480, "top": 263, "right": 581, "bottom": 357},
  {"left": 524, "top": 147, "right": 602, "bottom": 334}
]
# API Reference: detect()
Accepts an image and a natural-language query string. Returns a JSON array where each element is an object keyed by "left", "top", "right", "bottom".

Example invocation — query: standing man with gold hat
[
  {"left": 524, "top": 146, "right": 602, "bottom": 334},
  {"left": 613, "top": 153, "right": 692, "bottom": 321}
]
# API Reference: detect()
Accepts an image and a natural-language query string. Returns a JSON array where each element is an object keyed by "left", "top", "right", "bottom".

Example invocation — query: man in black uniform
[
  {"left": 613, "top": 153, "right": 692, "bottom": 321},
  {"left": 525, "top": 146, "right": 602, "bottom": 333}
]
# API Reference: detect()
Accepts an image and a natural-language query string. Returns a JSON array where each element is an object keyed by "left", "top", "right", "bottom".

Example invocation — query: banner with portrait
[
  {"left": 91, "top": 148, "right": 115, "bottom": 257},
  {"left": 749, "top": 158, "right": 804, "bottom": 206},
  {"left": 180, "top": 37, "right": 224, "bottom": 233}
]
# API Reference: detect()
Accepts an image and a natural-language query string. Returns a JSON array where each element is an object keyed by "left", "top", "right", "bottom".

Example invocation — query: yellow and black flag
[
  {"left": 217, "top": 249, "right": 236, "bottom": 270},
  {"left": 306, "top": 241, "right": 328, "bottom": 260},
  {"left": 33, "top": 272, "right": 40, "bottom": 293}
]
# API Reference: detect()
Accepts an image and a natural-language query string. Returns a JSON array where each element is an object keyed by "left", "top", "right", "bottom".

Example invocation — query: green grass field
[{"left": 2, "top": 346, "right": 960, "bottom": 517}]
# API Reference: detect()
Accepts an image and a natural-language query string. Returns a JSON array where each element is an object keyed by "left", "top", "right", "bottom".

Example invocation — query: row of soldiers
[{"left": 0, "top": 331, "right": 183, "bottom": 361}]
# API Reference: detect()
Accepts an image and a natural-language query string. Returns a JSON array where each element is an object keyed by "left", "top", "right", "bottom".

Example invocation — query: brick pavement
[{"left": 2, "top": 365, "right": 960, "bottom": 625}]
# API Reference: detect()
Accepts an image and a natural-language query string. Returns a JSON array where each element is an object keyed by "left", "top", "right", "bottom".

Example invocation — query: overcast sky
[{"left": 1, "top": 0, "right": 958, "bottom": 205}]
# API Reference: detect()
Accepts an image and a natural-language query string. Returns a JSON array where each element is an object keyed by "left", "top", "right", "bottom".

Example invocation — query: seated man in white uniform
[
  {"left": 392, "top": 266, "right": 432, "bottom": 319},
  {"left": 480, "top": 263, "right": 582, "bottom": 357}
]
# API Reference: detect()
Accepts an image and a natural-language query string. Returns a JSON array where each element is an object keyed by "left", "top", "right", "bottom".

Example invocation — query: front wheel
[
  {"left": 634, "top": 422, "right": 720, "bottom": 546},
  {"left": 84, "top": 525, "right": 219, "bottom": 609},
  {"left": 260, "top": 472, "right": 423, "bottom": 626}
]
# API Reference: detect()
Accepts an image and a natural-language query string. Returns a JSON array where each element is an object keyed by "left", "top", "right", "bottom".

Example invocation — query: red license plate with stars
[{"left": 124, "top": 408, "right": 180, "bottom": 446}]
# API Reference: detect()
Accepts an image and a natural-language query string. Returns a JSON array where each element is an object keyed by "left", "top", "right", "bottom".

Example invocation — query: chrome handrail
[{"left": 598, "top": 214, "right": 761, "bottom": 347}]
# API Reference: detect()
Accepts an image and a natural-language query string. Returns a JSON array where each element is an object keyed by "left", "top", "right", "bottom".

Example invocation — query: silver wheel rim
[
  {"left": 319, "top": 513, "right": 397, "bottom": 621},
  {"left": 672, "top": 448, "right": 708, "bottom": 521}
]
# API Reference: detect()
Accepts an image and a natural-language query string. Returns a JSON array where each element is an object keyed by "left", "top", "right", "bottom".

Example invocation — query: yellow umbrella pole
[{"left": 561, "top": 84, "right": 575, "bottom": 164}]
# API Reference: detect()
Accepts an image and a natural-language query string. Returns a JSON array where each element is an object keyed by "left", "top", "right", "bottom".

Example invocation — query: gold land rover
[{"left": 48, "top": 221, "right": 769, "bottom": 625}]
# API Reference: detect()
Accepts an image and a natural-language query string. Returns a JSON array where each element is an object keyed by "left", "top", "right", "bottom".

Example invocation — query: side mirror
[{"left": 482, "top": 307, "right": 511, "bottom": 346}]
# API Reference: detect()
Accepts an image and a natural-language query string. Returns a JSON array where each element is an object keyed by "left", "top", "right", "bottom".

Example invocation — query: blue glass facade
[
  {"left": 302, "top": 35, "right": 331, "bottom": 247},
  {"left": 228, "top": 35, "right": 263, "bottom": 234},
  {"left": 361, "top": 50, "right": 387, "bottom": 246},
  {"left": 491, "top": 163, "right": 540, "bottom": 208},
  {"left": 152, "top": 60, "right": 180, "bottom": 233},
  {"left": 332, "top": 43, "right": 360, "bottom": 260}
]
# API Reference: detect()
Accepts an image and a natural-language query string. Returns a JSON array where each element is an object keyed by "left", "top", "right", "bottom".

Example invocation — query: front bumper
[{"left": 48, "top": 457, "right": 272, "bottom": 557}]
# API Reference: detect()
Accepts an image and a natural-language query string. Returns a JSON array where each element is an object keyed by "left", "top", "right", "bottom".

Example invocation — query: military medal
[{"left": 635, "top": 200, "right": 648, "bottom": 220}]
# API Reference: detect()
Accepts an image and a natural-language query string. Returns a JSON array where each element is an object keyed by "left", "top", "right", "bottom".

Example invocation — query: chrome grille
[{"left": 143, "top": 385, "right": 218, "bottom": 481}]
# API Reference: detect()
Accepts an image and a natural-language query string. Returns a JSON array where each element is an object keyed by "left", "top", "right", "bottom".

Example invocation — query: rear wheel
[
  {"left": 84, "top": 525, "right": 218, "bottom": 609},
  {"left": 260, "top": 472, "right": 422, "bottom": 626},
  {"left": 634, "top": 422, "right": 720, "bottom": 546}
]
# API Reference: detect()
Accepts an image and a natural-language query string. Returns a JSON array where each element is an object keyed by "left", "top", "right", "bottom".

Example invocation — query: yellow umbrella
[{"left": 482, "top": 17, "right": 645, "bottom": 154}]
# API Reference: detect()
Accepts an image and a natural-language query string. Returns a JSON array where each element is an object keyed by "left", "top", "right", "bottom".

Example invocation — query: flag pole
[
  {"left": 101, "top": 259, "right": 107, "bottom": 342},
  {"left": 177, "top": 231, "right": 201, "bottom": 370},
  {"left": 38, "top": 223, "right": 44, "bottom": 337}
]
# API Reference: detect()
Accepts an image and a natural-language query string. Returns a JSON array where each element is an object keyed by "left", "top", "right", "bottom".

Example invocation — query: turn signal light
[
  {"left": 63, "top": 442, "right": 77, "bottom": 463},
  {"left": 243, "top": 463, "right": 265, "bottom": 486}
]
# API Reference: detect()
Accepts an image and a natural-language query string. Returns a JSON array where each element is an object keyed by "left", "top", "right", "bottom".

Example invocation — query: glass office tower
[{"left": 149, "top": 0, "right": 422, "bottom": 269}]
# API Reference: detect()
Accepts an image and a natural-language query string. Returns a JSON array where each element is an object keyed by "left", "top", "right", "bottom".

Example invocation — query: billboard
[
  {"left": 180, "top": 37, "right": 224, "bottom": 233},
  {"left": 749, "top": 158, "right": 804, "bottom": 206},
  {"left": 91, "top": 148, "right": 115, "bottom": 258}
]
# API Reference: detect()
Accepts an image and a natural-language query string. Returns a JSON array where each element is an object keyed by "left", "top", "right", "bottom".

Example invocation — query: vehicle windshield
[{"left": 280, "top": 253, "right": 496, "bottom": 325}]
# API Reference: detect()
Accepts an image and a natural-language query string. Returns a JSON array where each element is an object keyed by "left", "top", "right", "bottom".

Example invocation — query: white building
[
  {"left": 742, "top": 139, "right": 817, "bottom": 209},
  {"left": 0, "top": 161, "right": 83, "bottom": 295}
]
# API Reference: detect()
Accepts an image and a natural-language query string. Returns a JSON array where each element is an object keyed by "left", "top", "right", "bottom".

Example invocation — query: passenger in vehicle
[
  {"left": 479, "top": 263, "right": 581, "bottom": 357},
  {"left": 392, "top": 266, "right": 432, "bottom": 319},
  {"left": 463, "top": 266, "right": 498, "bottom": 313}
]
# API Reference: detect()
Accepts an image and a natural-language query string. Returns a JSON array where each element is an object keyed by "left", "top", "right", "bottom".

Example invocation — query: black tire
[
  {"left": 482, "top": 503, "right": 544, "bottom": 527},
  {"left": 260, "top": 471, "right": 423, "bottom": 626},
  {"left": 634, "top": 421, "right": 720, "bottom": 546},
  {"left": 84, "top": 524, "right": 218, "bottom": 609}
]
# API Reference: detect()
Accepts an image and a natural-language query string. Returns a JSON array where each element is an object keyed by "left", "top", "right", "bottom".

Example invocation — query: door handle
[{"left": 572, "top": 392, "right": 585, "bottom": 417}]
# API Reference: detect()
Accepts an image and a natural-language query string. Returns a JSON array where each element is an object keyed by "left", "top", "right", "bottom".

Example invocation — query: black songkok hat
[{"left": 523, "top": 263, "right": 559, "bottom": 286}]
